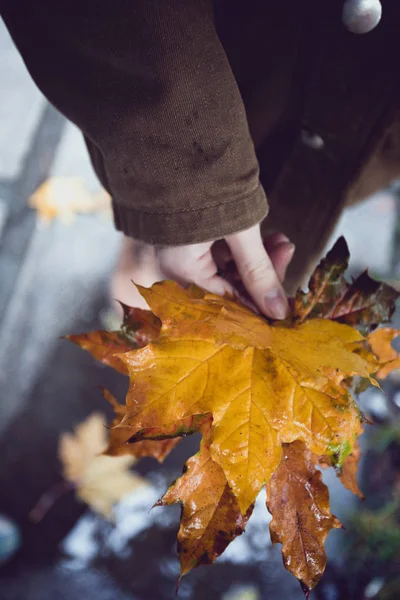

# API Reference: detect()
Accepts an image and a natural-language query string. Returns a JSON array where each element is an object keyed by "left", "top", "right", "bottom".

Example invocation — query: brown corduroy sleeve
[{"left": 1, "top": 0, "right": 267, "bottom": 245}]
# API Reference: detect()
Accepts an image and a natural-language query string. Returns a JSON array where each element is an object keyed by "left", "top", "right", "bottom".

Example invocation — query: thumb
[{"left": 226, "top": 225, "right": 289, "bottom": 319}]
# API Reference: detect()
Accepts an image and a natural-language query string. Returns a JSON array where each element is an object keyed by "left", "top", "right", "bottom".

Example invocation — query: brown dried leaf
[
  {"left": 119, "top": 302, "right": 161, "bottom": 347},
  {"left": 338, "top": 441, "right": 364, "bottom": 498},
  {"left": 294, "top": 237, "right": 399, "bottom": 333},
  {"left": 267, "top": 441, "right": 341, "bottom": 596}
]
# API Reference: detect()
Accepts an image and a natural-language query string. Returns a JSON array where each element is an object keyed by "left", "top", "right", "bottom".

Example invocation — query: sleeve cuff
[{"left": 112, "top": 184, "right": 268, "bottom": 246}]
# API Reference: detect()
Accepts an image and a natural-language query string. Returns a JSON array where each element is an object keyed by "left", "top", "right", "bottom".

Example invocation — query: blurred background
[{"left": 1, "top": 16, "right": 400, "bottom": 600}]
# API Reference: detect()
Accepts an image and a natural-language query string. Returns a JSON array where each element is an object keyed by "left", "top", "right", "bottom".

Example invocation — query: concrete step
[{"left": 0, "top": 20, "right": 46, "bottom": 180}]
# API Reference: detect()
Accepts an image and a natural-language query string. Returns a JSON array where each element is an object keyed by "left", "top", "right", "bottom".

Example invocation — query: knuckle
[
  {"left": 202, "top": 262, "right": 218, "bottom": 279},
  {"left": 242, "top": 257, "right": 273, "bottom": 286}
]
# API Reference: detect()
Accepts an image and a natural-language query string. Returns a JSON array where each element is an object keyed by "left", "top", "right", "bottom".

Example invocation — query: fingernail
[
  {"left": 287, "top": 242, "right": 296, "bottom": 256},
  {"left": 276, "top": 241, "right": 295, "bottom": 254},
  {"left": 265, "top": 289, "right": 288, "bottom": 320},
  {"left": 273, "top": 233, "right": 290, "bottom": 245}
]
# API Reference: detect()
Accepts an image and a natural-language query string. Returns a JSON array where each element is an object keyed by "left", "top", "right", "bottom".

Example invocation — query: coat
[{"left": 2, "top": 0, "right": 400, "bottom": 291}]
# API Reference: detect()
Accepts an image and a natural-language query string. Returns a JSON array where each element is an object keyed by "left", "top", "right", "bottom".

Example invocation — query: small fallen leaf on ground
[
  {"left": 29, "top": 177, "right": 111, "bottom": 224},
  {"left": 59, "top": 412, "right": 147, "bottom": 518}
]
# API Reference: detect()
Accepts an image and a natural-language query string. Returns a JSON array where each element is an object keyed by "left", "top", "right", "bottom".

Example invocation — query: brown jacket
[{"left": 2, "top": 0, "right": 400, "bottom": 289}]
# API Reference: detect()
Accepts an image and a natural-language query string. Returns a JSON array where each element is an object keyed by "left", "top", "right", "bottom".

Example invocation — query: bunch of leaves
[{"left": 67, "top": 237, "right": 400, "bottom": 597}]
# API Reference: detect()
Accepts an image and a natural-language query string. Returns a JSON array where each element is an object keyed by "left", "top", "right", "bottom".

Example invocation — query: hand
[{"left": 157, "top": 225, "right": 295, "bottom": 319}]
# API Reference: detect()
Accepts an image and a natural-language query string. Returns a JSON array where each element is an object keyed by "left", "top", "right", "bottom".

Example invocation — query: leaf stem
[{"left": 29, "top": 480, "right": 75, "bottom": 523}]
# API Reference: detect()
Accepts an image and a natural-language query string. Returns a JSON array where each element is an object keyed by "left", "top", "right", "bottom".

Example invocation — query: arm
[
  {"left": 1, "top": 0, "right": 267, "bottom": 245},
  {"left": 1, "top": 0, "right": 290, "bottom": 317}
]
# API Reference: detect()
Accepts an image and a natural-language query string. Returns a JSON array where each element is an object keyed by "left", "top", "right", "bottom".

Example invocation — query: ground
[{"left": 0, "top": 18, "right": 399, "bottom": 600}]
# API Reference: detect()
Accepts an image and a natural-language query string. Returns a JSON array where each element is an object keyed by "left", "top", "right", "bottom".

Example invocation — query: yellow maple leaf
[{"left": 59, "top": 413, "right": 147, "bottom": 518}]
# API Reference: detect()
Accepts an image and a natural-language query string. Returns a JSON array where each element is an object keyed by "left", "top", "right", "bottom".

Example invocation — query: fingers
[
  {"left": 213, "top": 233, "right": 295, "bottom": 285},
  {"left": 157, "top": 243, "right": 236, "bottom": 297},
  {"left": 226, "top": 225, "right": 289, "bottom": 319},
  {"left": 156, "top": 227, "right": 294, "bottom": 320},
  {"left": 264, "top": 234, "right": 295, "bottom": 283},
  {"left": 211, "top": 240, "right": 233, "bottom": 272}
]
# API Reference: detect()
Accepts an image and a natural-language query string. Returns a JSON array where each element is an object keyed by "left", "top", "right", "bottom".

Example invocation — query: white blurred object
[
  {"left": 0, "top": 199, "right": 8, "bottom": 241},
  {"left": 327, "top": 191, "right": 396, "bottom": 275},
  {"left": 219, "top": 490, "right": 271, "bottom": 564},
  {"left": 222, "top": 585, "right": 260, "bottom": 600},
  {"left": 342, "top": 0, "right": 382, "bottom": 34},
  {"left": 301, "top": 130, "right": 325, "bottom": 151},
  {"left": 364, "top": 577, "right": 385, "bottom": 598},
  {"left": 361, "top": 390, "right": 390, "bottom": 420},
  {"left": 393, "top": 392, "right": 400, "bottom": 409},
  {"left": 62, "top": 515, "right": 98, "bottom": 565},
  {"left": 0, "top": 515, "right": 21, "bottom": 564},
  {"left": 62, "top": 486, "right": 161, "bottom": 565}
]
